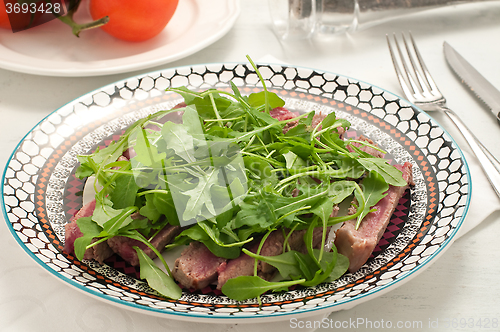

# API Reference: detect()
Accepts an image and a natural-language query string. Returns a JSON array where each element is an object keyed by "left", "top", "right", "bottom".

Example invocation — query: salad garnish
[{"left": 72, "top": 57, "right": 406, "bottom": 301}]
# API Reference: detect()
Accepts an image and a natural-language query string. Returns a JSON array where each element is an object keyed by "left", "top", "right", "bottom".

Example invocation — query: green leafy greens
[{"left": 72, "top": 58, "right": 406, "bottom": 302}]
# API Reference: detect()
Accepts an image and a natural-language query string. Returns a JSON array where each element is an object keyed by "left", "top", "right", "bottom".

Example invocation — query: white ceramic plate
[
  {"left": 1, "top": 63, "right": 470, "bottom": 323},
  {"left": 0, "top": 0, "right": 240, "bottom": 77}
]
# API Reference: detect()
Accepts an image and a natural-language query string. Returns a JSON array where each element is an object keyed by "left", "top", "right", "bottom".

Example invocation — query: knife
[{"left": 443, "top": 41, "right": 500, "bottom": 124}]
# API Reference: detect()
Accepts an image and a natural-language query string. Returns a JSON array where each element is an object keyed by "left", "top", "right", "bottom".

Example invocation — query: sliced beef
[
  {"left": 64, "top": 200, "right": 114, "bottom": 263},
  {"left": 107, "top": 224, "right": 181, "bottom": 266},
  {"left": 216, "top": 241, "right": 259, "bottom": 289},
  {"left": 171, "top": 241, "right": 226, "bottom": 290},
  {"left": 270, "top": 107, "right": 299, "bottom": 121},
  {"left": 334, "top": 162, "right": 414, "bottom": 273},
  {"left": 71, "top": 199, "right": 96, "bottom": 221},
  {"left": 270, "top": 107, "right": 299, "bottom": 134}
]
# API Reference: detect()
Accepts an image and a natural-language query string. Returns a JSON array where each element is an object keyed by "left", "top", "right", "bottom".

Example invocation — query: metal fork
[{"left": 387, "top": 32, "right": 500, "bottom": 198}]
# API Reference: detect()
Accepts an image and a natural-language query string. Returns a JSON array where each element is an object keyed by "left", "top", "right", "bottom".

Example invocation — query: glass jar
[{"left": 269, "top": 0, "right": 493, "bottom": 40}]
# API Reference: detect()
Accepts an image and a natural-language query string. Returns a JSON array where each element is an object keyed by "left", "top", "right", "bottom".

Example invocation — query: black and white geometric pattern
[{"left": 1, "top": 63, "right": 469, "bottom": 321}]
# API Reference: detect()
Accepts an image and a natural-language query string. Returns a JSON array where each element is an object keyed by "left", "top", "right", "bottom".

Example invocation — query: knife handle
[{"left": 443, "top": 107, "right": 500, "bottom": 198}]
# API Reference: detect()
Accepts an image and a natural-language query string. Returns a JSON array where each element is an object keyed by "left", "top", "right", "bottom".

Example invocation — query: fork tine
[
  {"left": 386, "top": 34, "right": 417, "bottom": 100},
  {"left": 407, "top": 32, "right": 441, "bottom": 95},
  {"left": 392, "top": 33, "right": 423, "bottom": 96},
  {"left": 401, "top": 32, "right": 428, "bottom": 94}
]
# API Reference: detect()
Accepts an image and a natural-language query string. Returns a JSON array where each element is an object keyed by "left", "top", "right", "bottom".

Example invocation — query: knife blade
[{"left": 443, "top": 41, "right": 500, "bottom": 124}]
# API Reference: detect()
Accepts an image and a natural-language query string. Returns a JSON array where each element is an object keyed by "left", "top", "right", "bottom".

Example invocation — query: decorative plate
[
  {"left": 0, "top": 0, "right": 239, "bottom": 77},
  {"left": 1, "top": 63, "right": 470, "bottom": 322}
]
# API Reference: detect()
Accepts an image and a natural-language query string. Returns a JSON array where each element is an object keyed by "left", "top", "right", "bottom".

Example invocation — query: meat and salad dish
[{"left": 64, "top": 61, "right": 414, "bottom": 301}]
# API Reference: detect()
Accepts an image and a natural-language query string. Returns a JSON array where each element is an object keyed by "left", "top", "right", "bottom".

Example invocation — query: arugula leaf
[
  {"left": 110, "top": 174, "right": 139, "bottom": 209},
  {"left": 221, "top": 276, "right": 304, "bottom": 301},
  {"left": 91, "top": 197, "right": 122, "bottom": 227},
  {"left": 326, "top": 252, "right": 350, "bottom": 282},
  {"left": 248, "top": 91, "right": 285, "bottom": 109},
  {"left": 181, "top": 168, "right": 220, "bottom": 222},
  {"left": 139, "top": 193, "right": 161, "bottom": 223},
  {"left": 243, "top": 249, "right": 303, "bottom": 279},
  {"left": 74, "top": 217, "right": 103, "bottom": 261},
  {"left": 102, "top": 207, "right": 137, "bottom": 235},
  {"left": 355, "top": 171, "right": 389, "bottom": 229},
  {"left": 161, "top": 121, "right": 196, "bottom": 163},
  {"left": 75, "top": 157, "right": 95, "bottom": 179},
  {"left": 173, "top": 224, "right": 241, "bottom": 259},
  {"left": 328, "top": 180, "right": 357, "bottom": 204},
  {"left": 300, "top": 248, "right": 338, "bottom": 287},
  {"left": 133, "top": 127, "right": 167, "bottom": 167},
  {"left": 357, "top": 158, "right": 406, "bottom": 186},
  {"left": 321, "top": 112, "right": 350, "bottom": 130},
  {"left": 152, "top": 191, "right": 180, "bottom": 225},
  {"left": 134, "top": 246, "right": 182, "bottom": 300}
]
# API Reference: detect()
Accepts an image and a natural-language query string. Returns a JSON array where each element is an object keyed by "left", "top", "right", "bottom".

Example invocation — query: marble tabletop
[{"left": 1, "top": 1, "right": 500, "bottom": 331}]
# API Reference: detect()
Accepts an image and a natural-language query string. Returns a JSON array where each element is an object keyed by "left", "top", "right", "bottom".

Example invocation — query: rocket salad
[{"left": 71, "top": 58, "right": 407, "bottom": 301}]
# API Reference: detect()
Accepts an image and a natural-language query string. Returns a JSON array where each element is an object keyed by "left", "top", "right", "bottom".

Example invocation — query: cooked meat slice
[
  {"left": 171, "top": 241, "right": 226, "bottom": 290},
  {"left": 107, "top": 224, "right": 181, "bottom": 266},
  {"left": 270, "top": 107, "right": 299, "bottom": 121},
  {"left": 71, "top": 199, "right": 96, "bottom": 221},
  {"left": 270, "top": 107, "right": 299, "bottom": 133},
  {"left": 64, "top": 199, "right": 113, "bottom": 263},
  {"left": 216, "top": 242, "right": 259, "bottom": 289},
  {"left": 334, "top": 162, "right": 414, "bottom": 273}
]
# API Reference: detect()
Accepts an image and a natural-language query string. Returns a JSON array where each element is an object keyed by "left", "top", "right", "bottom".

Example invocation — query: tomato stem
[{"left": 56, "top": 0, "right": 109, "bottom": 37}]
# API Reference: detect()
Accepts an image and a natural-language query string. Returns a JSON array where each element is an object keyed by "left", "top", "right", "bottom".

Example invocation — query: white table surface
[{"left": 2, "top": 1, "right": 500, "bottom": 331}]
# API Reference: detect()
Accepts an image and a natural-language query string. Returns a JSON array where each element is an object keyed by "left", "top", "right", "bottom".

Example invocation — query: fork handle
[{"left": 443, "top": 107, "right": 500, "bottom": 198}]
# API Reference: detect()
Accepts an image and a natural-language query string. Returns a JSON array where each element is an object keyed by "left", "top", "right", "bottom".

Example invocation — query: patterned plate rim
[{"left": 1, "top": 62, "right": 471, "bottom": 322}]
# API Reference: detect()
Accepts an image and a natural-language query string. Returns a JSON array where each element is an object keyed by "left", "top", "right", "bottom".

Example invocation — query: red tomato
[
  {"left": 89, "top": 0, "right": 179, "bottom": 42},
  {"left": 0, "top": 1, "right": 10, "bottom": 29},
  {"left": 0, "top": 1, "right": 34, "bottom": 30}
]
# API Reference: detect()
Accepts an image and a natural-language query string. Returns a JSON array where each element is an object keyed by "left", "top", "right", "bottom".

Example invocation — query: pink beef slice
[
  {"left": 334, "top": 162, "right": 414, "bottom": 273},
  {"left": 64, "top": 200, "right": 114, "bottom": 263},
  {"left": 107, "top": 224, "right": 181, "bottom": 267},
  {"left": 216, "top": 242, "right": 258, "bottom": 289},
  {"left": 172, "top": 241, "right": 227, "bottom": 290}
]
